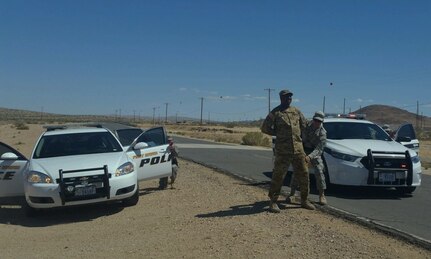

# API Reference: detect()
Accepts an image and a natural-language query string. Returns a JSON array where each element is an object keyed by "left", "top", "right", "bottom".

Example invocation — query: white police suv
[
  {"left": 320, "top": 117, "right": 421, "bottom": 194},
  {"left": 0, "top": 125, "right": 172, "bottom": 215}
]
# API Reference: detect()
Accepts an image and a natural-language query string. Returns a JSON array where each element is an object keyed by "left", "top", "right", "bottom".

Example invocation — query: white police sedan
[
  {"left": 320, "top": 117, "right": 421, "bottom": 194},
  {"left": 0, "top": 125, "right": 172, "bottom": 215}
]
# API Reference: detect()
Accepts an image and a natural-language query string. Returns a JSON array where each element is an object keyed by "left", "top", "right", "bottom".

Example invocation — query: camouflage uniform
[
  {"left": 261, "top": 99, "right": 311, "bottom": 209},
  {"left": 290, "top": 119, "right": 327, "bottom": 192},
  {"left": 169, "top": 141, "right": 179, "bottom": 188}
]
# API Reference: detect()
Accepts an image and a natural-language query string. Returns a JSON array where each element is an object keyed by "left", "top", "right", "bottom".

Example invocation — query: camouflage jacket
[
  {"left": 302, "top": 120, "right": 327, "bottom": 159},
  {"left": 261, "top": 105, "right": 306, "bottom": 155}
]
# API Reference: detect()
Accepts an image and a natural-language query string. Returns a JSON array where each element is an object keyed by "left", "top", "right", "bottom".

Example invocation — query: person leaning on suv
[{"left": 261, "top": 89, "right": 315, "bottom": 213}]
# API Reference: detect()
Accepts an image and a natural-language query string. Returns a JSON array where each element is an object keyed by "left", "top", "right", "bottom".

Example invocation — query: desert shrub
[
  {"left": 242, "top": 132, "right": 270, "bottom": 147},
  {"left": 14, "top": 121, "right": 29, "bottom": 130},
  {"left": 226, "top": 123, "right": 235, "bottom": 129}
]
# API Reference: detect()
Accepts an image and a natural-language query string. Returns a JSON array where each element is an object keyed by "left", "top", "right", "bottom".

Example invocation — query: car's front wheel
[
  {"left": 23, "top": 202, "right": 40, "bottom": 217},
  {"left": 122, "top": 184, "right": 140, "bottom": 207},
  {"left": 395, "top": 186, "right": 416, "bottom": 195}
]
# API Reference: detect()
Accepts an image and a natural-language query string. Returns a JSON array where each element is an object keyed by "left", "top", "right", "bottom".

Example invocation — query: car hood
[
  {"left": 29, "top": 152, "right": 129, "bottom": 178},
  {"left": 326, "top": 139, "right": 417, "bottom": 157}
]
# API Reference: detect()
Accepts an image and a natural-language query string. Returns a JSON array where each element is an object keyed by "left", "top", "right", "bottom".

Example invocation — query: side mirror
[
  {"left": 397, "top": 136, "right": 411, "bottom": 143},
  {"left": 1, "top": 152, "right": 19, "bottom": 160},
  {"left": 133, "top": 142, "right": 149, "bottom": 150}
]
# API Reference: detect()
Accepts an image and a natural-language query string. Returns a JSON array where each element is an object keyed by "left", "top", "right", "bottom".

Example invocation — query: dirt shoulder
[{"left": 0, "top": 124, "right": 430, "bottom": 258}]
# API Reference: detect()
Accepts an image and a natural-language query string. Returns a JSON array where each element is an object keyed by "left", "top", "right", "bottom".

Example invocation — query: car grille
[
  {"left": 360, "top": 150, "right": 413, "bottom": 186},
  {"left": 56, "top": 165, "right": 111, "bottom": 205}
]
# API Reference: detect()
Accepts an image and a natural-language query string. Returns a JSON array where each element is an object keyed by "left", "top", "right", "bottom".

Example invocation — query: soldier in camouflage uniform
[
  {"left": 261, "top": 89, "right": 315, "bottom": 213},
  {"left": 288, "top": 111, "right": 328, "bottom": 205}
]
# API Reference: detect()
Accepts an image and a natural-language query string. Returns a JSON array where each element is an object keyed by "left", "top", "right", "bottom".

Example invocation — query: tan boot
[
  {"left": 319, "top": 190, "right": 327, "bottom": 205},
  {"left": 301, "top": 200, "right": 315, "bottom": 210},
  {"left": 286, "top": 195, "right": 297, "bottom": 204},
  {"left": 269, "top": 200, "right": 281, "bottom": 213}
]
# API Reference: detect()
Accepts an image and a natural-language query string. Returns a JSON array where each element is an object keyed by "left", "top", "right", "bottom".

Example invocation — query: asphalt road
[{"left": 174, "top": 135, "right": 431, "bottom": 244}]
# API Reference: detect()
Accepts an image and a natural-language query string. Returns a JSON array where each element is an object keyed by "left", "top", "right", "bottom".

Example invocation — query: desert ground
[{"left": 0, "top": 123, "right": 430, "bottom": 258}]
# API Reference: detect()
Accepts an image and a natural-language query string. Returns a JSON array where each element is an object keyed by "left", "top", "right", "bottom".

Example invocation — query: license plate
[
  {"left": 75, "top": 186, "right": 96, "bottom": 196},
  {"left": 379, "top": 173, "right": 395, "bottom": 182}
]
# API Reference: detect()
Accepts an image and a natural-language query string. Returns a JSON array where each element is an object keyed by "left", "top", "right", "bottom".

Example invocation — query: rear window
[{"left": 33, "top": 132, "right": 123, "bottom": 158}]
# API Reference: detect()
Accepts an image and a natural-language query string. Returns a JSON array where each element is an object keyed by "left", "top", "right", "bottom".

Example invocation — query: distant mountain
[{"left": 354, "top": 105, "right": 430, "bottom": 130}]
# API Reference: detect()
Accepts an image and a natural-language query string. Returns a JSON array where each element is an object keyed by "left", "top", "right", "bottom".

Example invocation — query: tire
[
  {"left": 122, "top": 184, "right": 140, "bottom": 207},
  {"left": 23, "top": 202, "right": 40, "bottom": 217},
  {"left": 395, "top": 186, "right": 416, "bottom": 195},
  {"left": 159, "top": 177, "right": 168, "bottom": 190}
]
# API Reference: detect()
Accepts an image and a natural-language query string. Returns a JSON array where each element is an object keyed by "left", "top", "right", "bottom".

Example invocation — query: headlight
[
  {"left": 115, "top": 162, "right": 134, "bottom": 176},
  {"left": 412, "top": 155, "right": 420, "bottom": 164},
  {"left": 27, "top": 171, "right": 53, "bottom": 183},
  {"left": 329, "top": 150, "right": 360, "bottom": 162}
]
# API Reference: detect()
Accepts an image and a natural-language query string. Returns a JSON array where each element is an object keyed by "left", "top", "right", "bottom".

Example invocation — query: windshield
[
  {"left": 33, "top": 132, "right": 123, "bottom": 158},
  {"left": 324, "top": 121, "right": 392, "bottom": 141}
]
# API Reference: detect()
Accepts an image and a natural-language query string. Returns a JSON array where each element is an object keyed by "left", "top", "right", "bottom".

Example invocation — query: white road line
[{"left": 177, "top": 143, "right": 270, "bottom": 151}]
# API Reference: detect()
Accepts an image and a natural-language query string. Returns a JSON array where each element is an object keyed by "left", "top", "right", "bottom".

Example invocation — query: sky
[{"left": 1, "top": 0, "right": 430, "bottom": 122}]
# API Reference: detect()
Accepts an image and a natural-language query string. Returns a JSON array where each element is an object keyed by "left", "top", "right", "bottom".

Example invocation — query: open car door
[
  {"left": 127, "top": 127, "right": 172, "bottom": 181},
  {"left": 0, "top": 142, "right": 28, "bottom": 197},
  {"left": 394, "top": 123, "right": 420, "bottom": 153}
]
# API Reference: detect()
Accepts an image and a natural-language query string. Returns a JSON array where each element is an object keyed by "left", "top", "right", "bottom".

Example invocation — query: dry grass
[{"left": 141, "top": 123, "right": 266, "bottom": 146}]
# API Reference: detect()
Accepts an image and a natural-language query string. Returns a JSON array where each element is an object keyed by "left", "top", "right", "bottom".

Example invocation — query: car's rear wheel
[{"left": 395, "top": 186, "right": 416, "bottom": 195}]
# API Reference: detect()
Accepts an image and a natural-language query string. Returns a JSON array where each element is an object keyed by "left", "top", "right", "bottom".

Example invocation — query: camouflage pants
[
  {"left": 290, "top": 156, "right": 326, "bottom": 192},
  {"left": 170, "top": 164, "right": 179, "bottom": 184},
  {"left": 268, "top": 151, "right": 309, "bottom": 202}
]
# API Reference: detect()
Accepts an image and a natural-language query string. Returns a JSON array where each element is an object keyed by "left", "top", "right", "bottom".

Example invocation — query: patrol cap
[
  {"left": 313, "top": 111, "right": 325, "bottom": 122},
  {"left": 279, "top": 89, "right": 293, "bottom": 97}
]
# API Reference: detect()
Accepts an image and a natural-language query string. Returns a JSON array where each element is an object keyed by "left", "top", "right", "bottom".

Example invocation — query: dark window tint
[
  {"left": 397, "top": 124, "right": 416, "bottom": 140},
  {"left": 135, "top": 127, "right": 166, "bottom": 147},
  {"left": 116, "top": 128, "right": 144, "bottom": 146}
]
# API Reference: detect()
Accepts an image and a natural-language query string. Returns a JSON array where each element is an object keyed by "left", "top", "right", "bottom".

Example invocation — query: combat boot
[
  {"left": 319, "top": 190, "right": 327, "bottom": 205},
  {"left": 286, "top": 195, "right": 297, "bottom": 204},
  {"left": 286, "top": 188, "right": 296, "bottom": 204},
  {"left": 301, "top": 200, "right": 315, "bottom": 210},
  {"left": 269, "top": 200, "right": 281, "bottom": 213}
]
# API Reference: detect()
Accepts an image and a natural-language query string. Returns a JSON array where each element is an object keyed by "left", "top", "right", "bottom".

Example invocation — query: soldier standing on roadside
[
  {"left": 168, "top": 136, "right": 179, "bottom": 189},
  {"left": 288, "top": 111, "right": 328, "bottom": 205},
  {"left": 261, "top": 89, "right": 315, "bottom": 213},
  {"left": 159, "top": 136, "right": 180, "bottom": 189}
]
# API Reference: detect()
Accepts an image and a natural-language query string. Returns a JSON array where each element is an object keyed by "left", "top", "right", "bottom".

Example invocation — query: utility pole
[
  {"left": 322, "top": 96, "right": 326, "bottom": 113},
  {"left": 152, "top": 107, "right": 156, "bottom": 125},
  {"left": 200, "top": 97, "right": 204, "bottom": 125},
  {"left": 416, "top": 101, "right": 419, "bottom": 130},
  {"left": 165, "top": 103, "right": 169, "bottom": 123},
  {"left": 264, "top": 88, "right": 274, "bottom": 114},
  {"left": 343, "top": 98, "right": 346, "bottom": 114}
]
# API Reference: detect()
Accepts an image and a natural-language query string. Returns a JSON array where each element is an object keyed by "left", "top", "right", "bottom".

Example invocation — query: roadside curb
[{"left": 180, "top": 156, "right": 431, "bottom": 252}]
